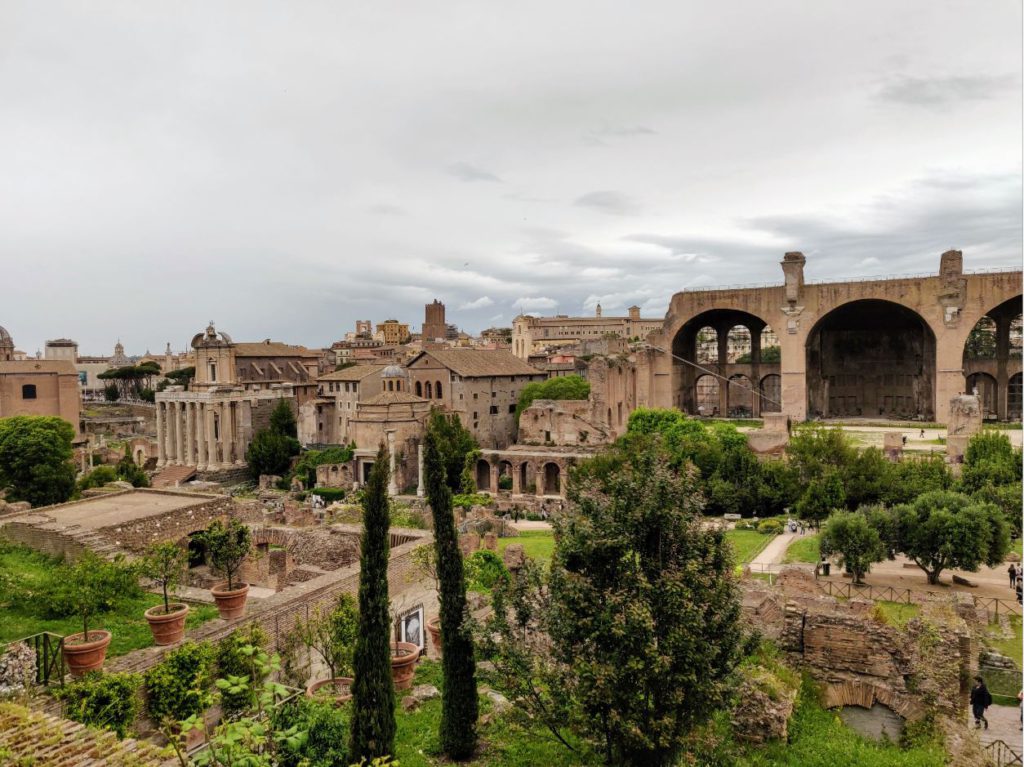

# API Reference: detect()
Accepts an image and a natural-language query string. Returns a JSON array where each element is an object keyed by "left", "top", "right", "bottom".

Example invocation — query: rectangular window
[
  {"left": 508, "top": 404, "right": 515, "bottom": 413},
  {"left": 473, "top": 392, "right": 478, "bottom": 400},
  {"left": 210, "top": 363, "right": 217, "bottom": 381},
  {"left": 473, "top": 411, "right": 478, "bottom": 419},
  {"left": 489, "top": 405, "right": 498, "bottom": 415},
  {"left": 21, "top": 384, "right": 36, "bottom": 400}
]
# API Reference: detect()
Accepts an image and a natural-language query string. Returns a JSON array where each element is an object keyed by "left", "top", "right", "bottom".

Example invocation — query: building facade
[
  {"left": 0, "top": 326, "right": 82, "bottom": 436},
  {"left": 512, "top": 305, "right": 662, "bottom": 359}
]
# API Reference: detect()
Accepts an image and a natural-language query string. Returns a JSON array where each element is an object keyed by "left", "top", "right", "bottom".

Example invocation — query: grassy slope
[
  {"left": 0, "top": 543, "right": 218, "bottom": 657},
  {"left": 725, "top": 529, "right": 774, "bottom": 565},
  {"left": 783, "top": 535, "right": 821, "bottom": 564},
  {"left": 497, "top": 530, "right": 556, "bottom": 566}
]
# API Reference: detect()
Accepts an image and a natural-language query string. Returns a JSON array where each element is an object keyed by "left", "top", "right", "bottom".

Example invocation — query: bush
[
  {"left": 216, "top": 624, "right": 270, "bottom": 718},
  {"left": 46, "top": 551, "right": 141, "bottom": 638},
  {"left": 246, "top": 430, "right": 300, "bottom": 481},
  {"left": 77, "top": 465, "right": 119, "bottom": 491},
  {"left": 272, "top": 697, "right": 350, "bottom": 767},
  {"left": 311, "top": 487, "right": 347, "bottom": 503},
  {"left": 497, "top": 474, "right": 513, "bottom": 491},
  {"left": 199, "top": 518, "right": 252, "bottom": 591},
  {"left": 464, "top": 549, "right": 509, "bottom": 592},
  {"left": 103, "top": 384, "right": 120, "bottom": 401},
  {"left": 452, "top": 492, "right": 492, "bottom": 510},
  {"left": 515, "top": 375, "right": 590, "bottom": 422},
  {"left": 144, "top": 641, "right": 216, "bottom": 726},
  {"left": 55, "top": 671, "right": 142, "bottom": 738},
  {"left": 756, "top": 518, "right": 784, "bottom": 535}
]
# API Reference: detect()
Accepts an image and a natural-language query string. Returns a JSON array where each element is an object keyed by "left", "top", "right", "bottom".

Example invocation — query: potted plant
[
  {"left": 200, "top": 519, "right": 252, "bottom": 619},
  {"left": 426, "top": 616, "right": 442, "bottom": 656},
  {"left": 300, "top": 594, "right": 359, "bottom": 705},
  {"left": 390, "top": 641, "right": 419, "bottom": 690},
  {"left": 55, "top": 551, "right": 132, "bottom": 676},
  {"left": 141, "top": 542, "right": 190, "bottom": 645}
]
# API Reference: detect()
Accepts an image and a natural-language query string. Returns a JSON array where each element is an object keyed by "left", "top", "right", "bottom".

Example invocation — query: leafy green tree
[
  {"left": 786, "top": 425, "right": 857, "bottom": 483},
  {"left": 546, "top": 434, "right": 742, "bottom": 767},
  {"left": 425, "top": 409, "right": 478, "bottom": 494},
  {"left": 821, "top": 511, "right": 885, "bottom": 584},
  {"left": 891, "top": 491, "right": 1009, "bottom": 584},
  {"left": 200, "top": 519, "right": 252, "bottom": 590},
  {"left": 883, "top": 454, "right": 953, "bottom": 505},
  {"left": 216, "top": 624, "right": 270, "bottom": 718},
  {"left": 843, "top": 447, "right": 894, "bottom": 510},
  {"left": 103, "top": 383, "right": 120, "bottom": 401},
  {"left": 77, "top": 464, "right": 119, "bottom": 492},
  {"left": 795, "top": 470, "right": 845, "bottom": 527},
  {"left": 49, "top": 551, "right": 138, "bottom": 640},
  {"left": 960, "top": 430, "right": 1022, "bottom": 493},
  {"left": 0, "top": 416, "right": 77, "bottom": 506},
  {"left": 964, "top": 318, "right": 997, "bottom": 359},
  {"left": 140, "top": 542, "right": 187, "bottom": 614},
  {"left": 116, "top": 445, "right": 150, "bottom": 487},
  {"left": 164, "top": 366, "right": 196, "bottom": 385},
  {"left": 350, "top": 443, "right": 396, "bottom": 762},
  {"left": 972, "top": 482, "right": 1023, "bottom": 538},
  {"left": 269, "top": 399, "right": 298, "bottom": 439},
  {"left": 425, "top": 412, "right": 478, "bottom": 759},
  {"left": 515, "top": 375, "right": 590, "bottom": 421},
  {"left": 736, "top": 345, "right": 781, "bottom": 363},
  {"left": 245, "top": 430, "right": 298, "bottom": 480}
]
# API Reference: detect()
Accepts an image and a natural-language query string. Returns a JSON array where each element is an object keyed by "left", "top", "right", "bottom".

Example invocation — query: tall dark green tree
[
  {"left": 425, "top": 414, "right": 478, "bottom": 760},
  {"left": 269, "top": 399, "right": 298, "bottom": 438},
  {"left": 0, "top": 416, "right": 76, "bottom": 506},
  {"left": 350, "top": 443, "right": 396, "bottom": 761},
  {"left": 426, "top": 409, "right": 478, "bottom": 494}
]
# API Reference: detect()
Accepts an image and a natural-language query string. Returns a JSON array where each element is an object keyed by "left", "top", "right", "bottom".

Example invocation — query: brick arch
[
  {"left": 821, "top": 680, "right": 923, "bottom": 721},
  {"left": 251, "top": 527, "right": 294, "bottom": 549}
]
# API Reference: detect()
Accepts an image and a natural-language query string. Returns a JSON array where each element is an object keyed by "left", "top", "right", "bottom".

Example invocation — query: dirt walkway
[
  {"left": 751, "top": 532, "right": 798, "bottom": 570},
  {"left": 975, "top": 703, "right": 1023, "bottom": 754}
]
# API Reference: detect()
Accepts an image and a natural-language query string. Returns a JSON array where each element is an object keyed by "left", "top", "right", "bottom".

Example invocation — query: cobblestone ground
[{"left": 973, "top": 703, "right": 1022, "bottom": 754}]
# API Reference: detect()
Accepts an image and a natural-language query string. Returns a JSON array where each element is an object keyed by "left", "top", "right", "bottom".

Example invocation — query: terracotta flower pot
[
  {"left": 305, "top": 676, "right": 354, "bottom": 705},
  {"left": 211, "top": 582, "right": 249, "bottom": 620},
  {"left": 144, "top": 603, "right": 190, "bottom": 645},
  {"left": 63, "top": 630, "right": 112, "bottom": 677},
  {"left": 391, "top": 641, "right": 420, "bottom": 691},
  {"left": 426, "top": 616, "right": 442, "bottom": 656}
]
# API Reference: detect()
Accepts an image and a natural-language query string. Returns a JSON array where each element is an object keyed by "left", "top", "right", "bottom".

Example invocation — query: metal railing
[
  {"left": 7, "top": 632, "right": 66, "bottom": 687},
  {"left": 986, "top": 739, "right": 1023, "bottom": 767}
]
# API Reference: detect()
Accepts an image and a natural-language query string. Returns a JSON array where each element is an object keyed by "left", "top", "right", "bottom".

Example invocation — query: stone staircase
[{"left": 151, "top": 464, "right": 197, "bottom": 488}]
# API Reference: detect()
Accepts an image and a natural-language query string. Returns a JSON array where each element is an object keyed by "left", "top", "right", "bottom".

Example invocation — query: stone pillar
[
  {"left": 174, "top": 402, "right": 184, "bottom": 466},
  {"left": 222, "top": 401, "right": 235, "bottom": 466},
  {"left": 996, "top": 313, "right": 1010, "bottom": 421},
  {"left": 559, "top": 465, "right": 568, "bottom": 497},
  {"left": 165, "top": 402, "right": 178, "bottom": 465},
  {"left": 535, "top": 462, "right": 545, "bottom": 497},
  {"left": 156, "top": 402, "right": 166, "bottom": 467},
  {"left": 416, "top": 443, "right": 424, "bottom": 497},
  {"left": 511, "top": 462, "right": 522, "bottom": 495},
  {"left": 232, "top": 402, "right": 244, "bottom": 465},
  {"left": 206, "top": 402, "right": 218, "bottom": 469},
  {"left": 489, "top": 463, "right": 500, "bottom": 494},
  {"left": 196, "top": 403, "right": 208, "bottom": 470},
  {"left": 386, "top": 430, "right": 398, "bottom": 496},
  {"left": 184, "top": 402, "right": 195, "bottom": 466},
  {"left": 750, "top": 327, "right": 762, "bottom": 418},
  {"left": 717, "top": 326, "right": 730, "bottom": 416}
]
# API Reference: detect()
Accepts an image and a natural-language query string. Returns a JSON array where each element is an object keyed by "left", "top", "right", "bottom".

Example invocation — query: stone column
[
  {"left": 511, "top": 462, "right": 522, "bottom": 495},
  {"left": 750, "top": 327, "right": 762, "bottom": 418},
  {"left": 206, "top": 402, "right": 218, "bottom": 469},
  {"left": 996, "top": 313, "right": 1010, "bottom": 421},
  {"left": 386, "top": 430, "right": 399, "bottom": 496},
  {"left": 184, "top": 402, "right": 195, "bottom": 466},
  {"left": 232, "top": 402, "right": 244, "bottom": 465},
  {"left": 165, "top": 402, "right": 178, "bottom": 465},
  {"left": 197, "top": 403, "right": 209, "bottom": 470},
  {"left": 222, "top": 401, "right": 235, "bottom": 466},
  {"left": 416, "top": 443, "right": 424, "bottom": 497},
  {"left": 174, "top": 402, "right": 185, "bottom": 466},
  {"left": 156, "top": 402, "right": 166, "bottom": 467},
  {"left": 558, "top": 465, "right": 568, "bottom": 497},
  {"left": 489, "top": 463, "right": 500, "bottom": 494},
  {"left": 535, "top": 463, "right": 545, "bottom": 497},
  {"left": 717, "top": 326, "right": 730, "bottom": 416}
]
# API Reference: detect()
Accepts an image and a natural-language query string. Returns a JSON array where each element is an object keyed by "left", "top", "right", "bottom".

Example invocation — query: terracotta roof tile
[
  {"left": 318, "top": 364, "right": 386, "bottom": 382},
  {"left": 412, "top": 350, "right": 544, "bottom": 378}
]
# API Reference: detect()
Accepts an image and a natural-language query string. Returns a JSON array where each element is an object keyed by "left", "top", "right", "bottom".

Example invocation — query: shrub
[
  {"left": 295, "top": 593, "right": 359, "bottom": 680},
  {"left": 139, "top": 542, "right": 187, "bottom": 614},
  {"left": 464, "top": 549, "right": 509, "bottom": 592},
  {"left": 199, "top": 518, "right": 252, "bottom": 591},
  {"left": 452, "top": 492, "right": 492, "bottom": 510},
  {"left": 77, "top": 464, "right": 119, "bottom": 491},
  {"left": 144, "top": 641, "right": 216, "bottom": 726},
  {"left": 216, "top": 624, "right": 270, "bottom": 718},
  {"left": 497, "top": 474, "right": 513, "bottom": 491},
  {"left": 47, "top": 551, "right": 140, "bottom": 638},
  {"left": 55, "top": 671, "right": 142, "bottom": 738},
  {"left": 311, "top": 487, "right": 347, "bottom": 503},
  {"left": 273, "top": 697, "right": 350, "bottom": 767},
  {"left": 756, "top": 518, "right": 784, "bottom": 535}
]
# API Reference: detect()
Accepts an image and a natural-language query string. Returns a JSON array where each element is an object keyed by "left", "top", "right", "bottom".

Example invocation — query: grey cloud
[
  {"left": 574, "top": 190, "right": 639, "bottom": 215},
  {"left": 583, "top": 124, "right": 657, "bottom": 146},
  {"left": 447, "top": 162, "right": 503, "bottom": 183},
  {"left": 875, "top": 74, "right": 1017, "bottom": 107},
  {"left": 368, "top": 203, "right": 407, "bottom": 216}
]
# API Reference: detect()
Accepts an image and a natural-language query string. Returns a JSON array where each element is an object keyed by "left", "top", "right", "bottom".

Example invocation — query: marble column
[
  {"left": 222, "top": 401, "right": 234, "bottom": 466},
  {"left": 197, "top": 403, "right": 209, "bottom": 470},
  {"left": 511, "top": 462, "right": 522, "bottom": 495},
  {"left": 535, "top": 463, "right": 545, "bottom": 497},
  {"left": 184, "top": 402, "right": 195, "bottom": 466},
  {"left": 717, "top": 325, "right": 730, "bottom": 417},
  {"left": 558, "top": 466, "right": 567, "bottom": 498},
  {"left": 489, "top": 463, "right": 499, "bottom": 494},
  {"left": 156, "top": 402, "right": 166, "bottom": 467},
  {"left": 386, "top": 430, "right": 398, "bottom": 496},
  {"left": 416, "top": 443, "right": 424, "bottom": 497},
  {"left": 165, "top": 402, "right": 178, "bottom": 465},
  {"left": 206, "top": 403, "right": 218, "bottom": 469},
  {"left": 174, "top": 402, "right": 185, "bottom": 466}
]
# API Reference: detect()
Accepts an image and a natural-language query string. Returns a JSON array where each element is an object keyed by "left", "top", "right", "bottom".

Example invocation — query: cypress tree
[
  {"left": 425, "top": 413, "right": 479, "bottom": 759},
  {"left": 349, "top": 443, "right": 396, "bottom": 761}
]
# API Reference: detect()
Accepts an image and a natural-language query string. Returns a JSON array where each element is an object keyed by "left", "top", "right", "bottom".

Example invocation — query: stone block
[
  {"left": 502, "top": 543, "right": 526, "bottom": 571},
  {"left": 458, "top": 532, "right": 480, "bottom": 557},
  {"left": 482, "top": 532, "right": 498, "bottom": 551}
]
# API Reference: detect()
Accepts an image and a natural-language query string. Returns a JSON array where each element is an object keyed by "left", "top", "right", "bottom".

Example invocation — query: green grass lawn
[
  {"left": 725, "top": 529, "right": 774, "bottom": 565},
  {"left": 498, "top": 530, "right": 556, "bottom": 567},
  {"left": 0, "top": 542, "right": 218, "bottom": 657},
  {"left": 987, "top": 614, "right": 1023, "bottom": 668},
  {"left": 871, "top": 601, "right": 921, "bottom": 629},
  {"left": 783, "top": 535, "right": 820, "bottom": 564}
]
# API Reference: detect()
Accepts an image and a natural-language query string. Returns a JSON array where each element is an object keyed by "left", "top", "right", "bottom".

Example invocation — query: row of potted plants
[{"left": 63, "top": 518, "right": 256, "bottom": 677}]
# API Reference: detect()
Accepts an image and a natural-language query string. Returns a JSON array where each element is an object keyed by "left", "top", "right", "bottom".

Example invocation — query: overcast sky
[{"left": 1, "top": 1, "right": 1021, "bottom": 355}]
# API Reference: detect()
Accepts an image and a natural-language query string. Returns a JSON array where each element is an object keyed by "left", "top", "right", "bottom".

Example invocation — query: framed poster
[{"left": 400, "top": 605, "right": 425, "bottom": 651}]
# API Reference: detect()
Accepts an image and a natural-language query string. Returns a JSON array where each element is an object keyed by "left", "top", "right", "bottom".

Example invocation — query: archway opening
[
  {"left": 806, "top": 300, "right": 936, "bottom": 420},
  {"left": 695, "top": 375, "right": 720, "bottom": 416},
  {"left": 965, "top": 372, "right": 998, "bottom": 418},
  {"left": 186, "top": 532, "right": 207, "bottom": 568},
  {"left": 476, "top": 459, "right": 491, "bottom": 492},
  {"left": 543, "top": 463, "right": 560, "bottom": 495},
  {"left": 760, "top": 374, "right": 782, "bottom": 413},
  {"left": 962, "top": 296, "right": 1022, "bottom": 422},
  {"left": 498, "top": 460, "right": 513, "bottom": 491},
  {"left": 727, "top": 374, "right": 753, "bottom": 417}
]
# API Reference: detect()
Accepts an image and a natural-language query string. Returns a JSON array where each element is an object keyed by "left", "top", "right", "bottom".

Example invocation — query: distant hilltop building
[
  {"left": 422, "top": 300, "right": 447, "bottom": 349},
  {"left": 0, "top": 324, "right": 82, "bottom": 437},
  {"left": 512, "top": 304, "right": 662, "bottom": 359}
]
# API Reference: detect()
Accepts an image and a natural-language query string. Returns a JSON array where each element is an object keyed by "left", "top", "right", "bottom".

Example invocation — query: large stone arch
[
  {"left": 805, "top": 299, "right": 937, "bottom": 420},
  {"left": 669, "top": 308, "right": 777, "bottom": 416},
  {"left": 961, "top": 295, "right": 1023, "bottom": 422}
]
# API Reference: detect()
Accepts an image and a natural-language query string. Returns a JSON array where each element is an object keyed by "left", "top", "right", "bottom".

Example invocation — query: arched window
[
  {"left": 21, "top": 384, "right": 36, "bottom": 400},
  {"left": 425, "top": 381, "right": 433, "bottom": 398},
  {"left": 415, "top": 381, "right": 422, "bottom": 397},
  {"left": 435, "top": 381, "right": 443, "bottom": 399},
  {"left": 387, "top": 380, "right": 394, "bottom": 391}
]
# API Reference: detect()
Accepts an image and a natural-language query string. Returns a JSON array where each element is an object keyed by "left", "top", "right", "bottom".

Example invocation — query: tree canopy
[
  {"left": 0, "top": 416, "right": 77, "bottom": 506},
  {"left": 515, "top": 375, "right": 590, "bottom": 422},
  {"left": 821, "top": 511, "right": 885, "bottom": 584}
]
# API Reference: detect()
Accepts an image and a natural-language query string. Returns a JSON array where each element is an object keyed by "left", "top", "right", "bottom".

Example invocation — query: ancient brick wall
[{"left": 96, "top": 496, "right": 239, "bottom": 552}]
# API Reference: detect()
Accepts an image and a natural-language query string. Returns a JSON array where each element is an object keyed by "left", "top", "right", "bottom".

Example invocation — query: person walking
[
  {"left": 971, "top": 677, "right": 992, "bottom": 729},
  {"left": 1010, "top": 563, "right": 1019, "bottom": 589}
]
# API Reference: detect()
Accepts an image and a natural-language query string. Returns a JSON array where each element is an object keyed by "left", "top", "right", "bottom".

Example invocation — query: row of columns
[
  {"left": 156, "top": 400, "right": 248, "bottom": 471},
  {"left": 484, "top": 459, "right": 567, "bottom": 498}
]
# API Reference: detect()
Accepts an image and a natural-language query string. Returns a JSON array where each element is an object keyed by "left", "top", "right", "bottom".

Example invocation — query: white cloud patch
[
  {"left": 458, "top": 296, "right": 494, "bottom": 310},
  {"left": 515, "top": 297, "right": 558, "bottom": 312}
]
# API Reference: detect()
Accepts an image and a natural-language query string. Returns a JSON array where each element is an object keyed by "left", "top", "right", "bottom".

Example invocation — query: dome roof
[
  {"left": 381, "top": 363, "right": 406, "bottom": 378},
  {"left": 0, "top": 325, "right": 12, "bottom": 347}
]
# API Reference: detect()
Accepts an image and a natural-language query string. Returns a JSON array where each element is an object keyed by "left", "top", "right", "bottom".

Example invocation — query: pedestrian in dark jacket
[
  {"left": 1010, "top": 563, "right": 1019, "bottom": 589},
  {"left": 971, "top": 677, "right": 992, "bottom": 729}
]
